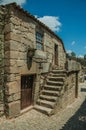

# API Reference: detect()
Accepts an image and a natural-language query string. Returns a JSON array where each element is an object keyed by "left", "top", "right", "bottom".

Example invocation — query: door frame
[
  {"left": 21, "top": 74, "right": 35, "bottom": 110},
  {"left": 54, "top": 44, "right": 58, "bottom": 66}
]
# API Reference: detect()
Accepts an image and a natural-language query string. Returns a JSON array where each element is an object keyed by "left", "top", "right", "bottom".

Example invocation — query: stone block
[
  {"left": 21, "top": 37, "right": 34, "bottom": 46},
  {"left": 4, "top": 51, "right": 25, "bottom": 61},
  {"left": 6, "top": 74, "right": 16, "bottom": 82},
  {"left": 20, "top": 61, "right": 37, "bottom": 74},
  {"left": 4, "top": 51, "right": 10, "bottom": 59},
  {"left": 44, "top": 42, "right": 53, "bottom": 48},
  {"left": 5, "top": 32, "right": 21, "bottom": 42},
  {"left": 33, "top": 80, "right": 40, "bottom": 104},
  {"left": 6, "top": 101, "right": 20, "bottom": 118},
  {"left": 21, "top": 21, "right": 30, "bottom": 28},
  {"left": 22, "top": 21, "right": 35, "bottom": 29},
  {"left": 10, "top": 17, "right": 21, "bottom": 26},
  {"left": 13, "top": 92, "right": 20, "bottom": 101},
  {"left": 0, "top": 35, "right": 4, "bottom": 40},
  {"left": 4, "top": 23, "right": 14, "bottom": 34},
  {"left": 42, "top": 63, "right": 50, "bottom": 73},
  {"left": 5, "top": 92, "right": 20, "bottom": 102},
  {"left": 53, "top": 38, "right": 60, "bottom": 45},
  {"left": 19, "top": 26, "right": 28, "bottom": 32},
  {"left": 4, "top": 59, "right": 16, "bottom": 67},
  {"left": 47, "top": 53, "right": 52, "bottom": 60},
  {"left": 16, "top": 60, "right": 26, "bottom": 67},
  {"left": 35, "top": 50, "right": 47, "bottom": 59},
  {"left": 0, "top": 9, "right": 4, "bottom": 14},
  {"left": 0, "top": 105, "right": 4, "bottom": 111},
  {"left": 0, "top": 91, "right": 4, "bottom": 101},
  {"left": 47, "top": 58, "right": 52, "bottom": 63},
  {"left": 26, "top": 32, "right": 35, "bottom": 41},
  {"left": 5, "top": 40, "right": 26, "bottom": 52},
  {"left": 35, "top": 74, "right": 41, "bottom": 82},
  {"left": 5, "top": 66, "right": 19, "bottom": 74},
  {"left": 18, "top": 52, "right": 26, "bottom": 60},
  {"left": 46, "top": 47, "right": 53, "bottom": 54},
  {"left": 6, "top": 80, "right": 20, "bottom": 95}
]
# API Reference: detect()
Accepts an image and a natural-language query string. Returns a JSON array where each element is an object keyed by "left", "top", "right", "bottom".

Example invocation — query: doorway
[
  {"left": 54, "top": 44, "right": 58, "bottom": 65},
  {"left": 21, "top": 75, "right": 34, "bottom": 110}
]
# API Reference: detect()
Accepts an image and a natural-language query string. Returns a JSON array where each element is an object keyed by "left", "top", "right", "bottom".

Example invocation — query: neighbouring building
[{"left": 0, "top": 3, "right": 80, "bottom": 118}]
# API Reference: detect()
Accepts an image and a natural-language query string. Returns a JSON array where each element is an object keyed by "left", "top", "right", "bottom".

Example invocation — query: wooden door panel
[{"left": 21, "top": 75, "right": 34, "bottom": 110}]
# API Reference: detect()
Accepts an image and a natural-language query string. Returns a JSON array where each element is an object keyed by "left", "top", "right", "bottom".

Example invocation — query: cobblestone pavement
[{"left": 0, "top": 82, "right": 86, "bottom": 130}]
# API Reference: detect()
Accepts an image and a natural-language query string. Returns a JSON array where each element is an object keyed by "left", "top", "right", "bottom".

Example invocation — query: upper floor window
[{"left": 36, "top": 32, "right": 43, "bottom": 50}]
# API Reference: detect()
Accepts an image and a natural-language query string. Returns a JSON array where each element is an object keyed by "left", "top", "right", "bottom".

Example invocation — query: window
[{"left": 36, "top": 32, "right": 43, "bottom": 50}]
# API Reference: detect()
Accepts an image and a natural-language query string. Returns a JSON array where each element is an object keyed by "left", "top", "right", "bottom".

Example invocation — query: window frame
[{"left": 36, "top": 31, "right": 44, "bottom": 50}]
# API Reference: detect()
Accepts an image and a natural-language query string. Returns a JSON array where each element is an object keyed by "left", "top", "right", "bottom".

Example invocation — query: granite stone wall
[
  {"left": 0, "top": 6, "right": 5, "bottom": 117},
  {"left": 55, "top": 71, "right": 78, "bottom": 113},
  {"left": 4, "top": 5, "right": 37, "bottom": 117},
  {"left": 0, "top": 3, "right": 66, "bottom": 118},
  {"left": 43, "top": 33, "right": 66, "bottom": 71},
  {"left": 61, "top": 72, "right": 77, "bottom": 107}
]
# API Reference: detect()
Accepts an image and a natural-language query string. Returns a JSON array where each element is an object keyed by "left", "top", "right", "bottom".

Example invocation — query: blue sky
[{"left": 0, "top": 0, "right": 86, "bottom": 57}]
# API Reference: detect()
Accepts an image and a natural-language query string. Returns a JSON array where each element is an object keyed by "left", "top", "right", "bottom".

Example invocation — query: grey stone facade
[
  {"left": 0, "top": 6, "right": 5, "bottom": 116},
  {"left": 0, "top": 3, "right": 79, "bottom": 118}
]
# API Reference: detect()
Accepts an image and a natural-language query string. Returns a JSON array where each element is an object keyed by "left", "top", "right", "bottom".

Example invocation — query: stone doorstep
[
  {"left": 20, "top": 105, "right": 33, "bottom": 116},
  {"left": 34, "top": 105, "right": 53, "bottom": 116}
]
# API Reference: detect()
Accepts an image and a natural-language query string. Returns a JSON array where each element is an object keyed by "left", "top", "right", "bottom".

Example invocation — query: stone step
[
  {"left": 44, "top": 85, "right": 62, "bottom": 91},
  {"left": 34, "top": 105, "right": 53, "bottom": 116},
  {"left": 49, "top": 73, "right": 66, "bottom": 77},
  {"left": 47, "top": 76, "right": 64, "bottom": 82},
  {"left": 34, "top": 69, "right": 66, "bottom": 115},
  {"left": 47, "top": 80, "right": 63, "bottom": 86},
  {"left": 37, "top": 99, "right": 55, "bottom": 109},
  {"left": 40, "top": 95, "right": 58, "bottom": 102},
  {"left": 42, "top": 90, "right": 60, "bottom": 96},
  {"left": 51, "top": 70, "right": 66, "bottom": 74}
]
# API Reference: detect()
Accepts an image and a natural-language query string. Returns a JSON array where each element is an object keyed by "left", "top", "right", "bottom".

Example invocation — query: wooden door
[
  {"left": 21, "top": 75, "right": 34, "bottom": 110},
  {"left": 54, "top": 44, "right": 58, "bottom": 65}
]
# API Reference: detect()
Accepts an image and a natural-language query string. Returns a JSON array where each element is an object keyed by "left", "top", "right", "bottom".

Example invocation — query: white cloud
[
  {"left": 0, "top": 0, "right": 26, "bottom": 6},
  {"left": 71, "top": 41, "right": 76, "bottom": 46},
  {"left": 78, "top": 55, "right": 84, "bottom": 58},
  {"left": 34, "top": 15, "right": 38, "bottom": 18},
  {"left": 37, "top": 16, "right": 62, "bottom": 32},
  {"left": 66, "top": 50, "right": 72, "bottom": 56},
  {"left": 66, "top": 50, "right": 72, "bottom": 54}
]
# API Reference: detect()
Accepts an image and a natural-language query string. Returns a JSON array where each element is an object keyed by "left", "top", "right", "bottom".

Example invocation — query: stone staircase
[{"left": 34, "top": 69, "right": 66, "bottom": 116}]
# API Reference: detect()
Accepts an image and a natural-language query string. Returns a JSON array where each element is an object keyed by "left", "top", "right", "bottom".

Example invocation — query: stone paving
[{"left": 0, "top": 82, "right": 86, "bottom": 130}]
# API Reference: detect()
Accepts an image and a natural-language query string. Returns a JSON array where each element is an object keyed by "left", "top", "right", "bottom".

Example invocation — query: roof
[{"left": 2, "top": 2, "right": 66, "bottom": 52}]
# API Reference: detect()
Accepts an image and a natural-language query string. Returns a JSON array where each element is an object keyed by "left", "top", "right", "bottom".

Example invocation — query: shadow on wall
[{"left": 61, "top": 99, "right": 86, "bottom": 130}]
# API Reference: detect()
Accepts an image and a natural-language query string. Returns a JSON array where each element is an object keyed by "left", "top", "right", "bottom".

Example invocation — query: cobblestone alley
[{"left": 0, "top": 82, "right": 86, "bottom": 130}]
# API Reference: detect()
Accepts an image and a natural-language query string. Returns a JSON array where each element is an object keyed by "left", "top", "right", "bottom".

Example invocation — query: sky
[{"left": 0, "top": 0, "right": 86, "bottom": 57}]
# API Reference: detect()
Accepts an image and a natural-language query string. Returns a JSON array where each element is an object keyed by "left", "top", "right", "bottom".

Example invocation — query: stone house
[{"left": 0, "top": 3, "right": 79, "bottom": 118}]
